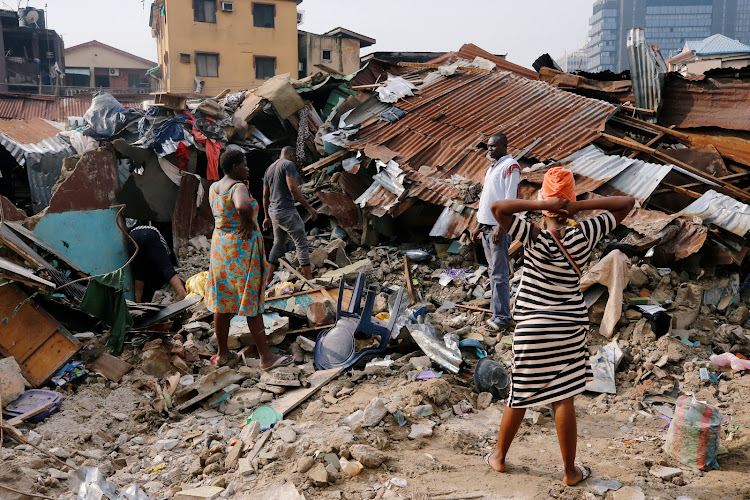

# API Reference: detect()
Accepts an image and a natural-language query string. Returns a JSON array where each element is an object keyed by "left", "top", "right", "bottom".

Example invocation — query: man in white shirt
[{"left": 471, "top": 132, "right": 520, "bottom": 331}]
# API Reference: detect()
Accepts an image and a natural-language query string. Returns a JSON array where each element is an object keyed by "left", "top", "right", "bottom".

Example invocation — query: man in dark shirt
[
  {"left": 128, "top": 224, "right": 187, "bottom": 302},
  {"left": 263, "top": 146, "right": 318, "bottom": 281}
]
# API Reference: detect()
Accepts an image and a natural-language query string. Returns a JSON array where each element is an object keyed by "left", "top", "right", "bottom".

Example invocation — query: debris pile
[{"left": 2, "top": 36, "right": 750, "bottom": 499}]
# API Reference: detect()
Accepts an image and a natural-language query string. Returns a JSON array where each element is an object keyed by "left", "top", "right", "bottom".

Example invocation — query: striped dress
[{"left": 506, "top": 212, "right": 616, "bottom": 408}]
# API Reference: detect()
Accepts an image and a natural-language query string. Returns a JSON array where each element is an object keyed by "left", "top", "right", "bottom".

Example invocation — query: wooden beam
[
  {"left": 270, "top": 367, "right": 344, "bottom": 416},
  {"left": 612, "top": 113, "right": 692, "bottom": 142},
  {"left": 628, "top": 132, "right": 665, "bottom": 159},
  {"left": 659, "top": 182, "right": 703, "bottom": 199},
  {"left": 620, "top": 104, "right": 657, "bottom": 116},
  {"left": 600, "top": 133, "right": 750, "bottom": 201},
  {"left": 455, "top": 304, "right": 492, "bottom": 314},
  {"left": 5, "top": 402, "right": 55, "bottom": 427},
  {"left": 301, "top": 150, "right": 352, "bottom": 175},
  {"left": 657, "top": 172, "right": 750, "bottom": 194}
]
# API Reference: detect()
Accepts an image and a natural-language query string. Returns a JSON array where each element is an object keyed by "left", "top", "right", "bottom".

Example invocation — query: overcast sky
[{"left": 29, "top": 0, "right": 594, "bottom": 67}]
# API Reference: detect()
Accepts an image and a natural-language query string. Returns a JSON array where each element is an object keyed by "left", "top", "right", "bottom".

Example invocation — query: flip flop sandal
[
  {"left": 484, "top": 319, "right": 502, "bottom": 332},
  {"left": 565, "top": 464, "right": 591, "bottom": 486},
  {"left": 484, "top": 453, "right": 492, "bottom": 467},
  {"left": 261, "top": 354, "right": 294, "bottom": 371},
  {"left": 210, "top": 351, "right": 238, "bottom": 367}
]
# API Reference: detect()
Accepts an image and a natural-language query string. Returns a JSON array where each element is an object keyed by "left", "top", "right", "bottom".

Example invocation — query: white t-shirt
[{"left": 476, "top": 155, "right": 520, "bottom": 225}]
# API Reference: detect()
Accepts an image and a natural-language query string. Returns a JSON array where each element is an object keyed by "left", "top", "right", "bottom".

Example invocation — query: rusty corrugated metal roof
[
  {"left": 660, "top": 74, "right": 750, "bottom": 133},
  {"left": 344, "top": 69, "right": 617, "bottom": 234},
  {"left": 427, "top": 43, "right": 539, "bottom": 80},
  {"left": 0, "top": 117, "right": 62, "bottom": 144},
  {"left": 0, "top": 94, "right": 147, "bottom": 121}
]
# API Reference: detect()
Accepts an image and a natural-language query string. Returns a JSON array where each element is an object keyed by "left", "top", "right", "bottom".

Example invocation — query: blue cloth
[
  {"left": 482, "top": 228, "right": 511, "bottom": 324},
  {"left": 142, "top": 115, "right": 192, "bottom": 155}
]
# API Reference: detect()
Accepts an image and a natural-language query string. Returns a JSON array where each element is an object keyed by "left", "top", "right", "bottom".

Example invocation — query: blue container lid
[{"left": 4, "top": 389, "right": 62, "bottom": 423}]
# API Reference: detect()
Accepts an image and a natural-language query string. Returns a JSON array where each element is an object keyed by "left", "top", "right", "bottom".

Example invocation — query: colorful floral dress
[{"left": 205, "top": 182, "right": 267, "bottom": 316}]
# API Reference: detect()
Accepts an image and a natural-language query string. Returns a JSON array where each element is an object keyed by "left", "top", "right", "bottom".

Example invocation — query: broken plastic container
[
  {"left": 4, "top": 389, "right": 62, "bottom": 423},
  {"left": 339, "top": 457, "right": 363, "bottom": 477}
]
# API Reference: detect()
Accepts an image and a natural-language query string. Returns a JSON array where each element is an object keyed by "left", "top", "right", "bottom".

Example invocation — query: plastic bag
[
  {"left": 186, "top": 271, "right": 209, "bottom": 297},
  {"left": 665, "top": 396, "right": 723, "bottom": 471},
  {"left": 275, "top": 281, "right": 295, "bottom": 296}
]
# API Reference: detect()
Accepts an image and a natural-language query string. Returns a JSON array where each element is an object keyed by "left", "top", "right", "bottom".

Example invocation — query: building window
[
  {"left": 128, "top": 73, "right": 142, "bottom": 88},
  {"left": 255, "top": 56, "right": 275, "bottom": 80},
  {"left": 322, "top": 49, "right": 332, "bottom": 62},
  {"left": 196, "top": 53, "right": 219, "bottom": 77},
  {"left": 194, "top": 0, "right": 216, "bottom": 23},
  {"left": 253, "top": 3, "right": 275, "bottom": 28},
  {"left": 180, "top": 53, "right": 191, "bottom": 63}
]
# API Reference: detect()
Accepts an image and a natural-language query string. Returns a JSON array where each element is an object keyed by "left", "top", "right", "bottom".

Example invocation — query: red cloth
[
  {"left": 541, "top": 167, "right": 575, "bottom": 216},
  {"left": 176, "top": 142, "right": 190, "bottom": 172},
  {"left": 193, "top": 127, "right": 222, "bottom": 181}
]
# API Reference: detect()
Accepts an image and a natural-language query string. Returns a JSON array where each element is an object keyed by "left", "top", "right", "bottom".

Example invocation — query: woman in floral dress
[{"left": 205, "top": 149, "right": 293, "bottom": 369}]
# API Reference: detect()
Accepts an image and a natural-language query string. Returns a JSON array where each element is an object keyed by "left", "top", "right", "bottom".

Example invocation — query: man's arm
[
  {"left": 505, "top": 165, "right": 520, "bottom": 199},
  {"left": 286, "top": 176, "right": 318, "bottom": 220},
  {"left": 262, "top": 184, "right": 272, "bottom": 230}
]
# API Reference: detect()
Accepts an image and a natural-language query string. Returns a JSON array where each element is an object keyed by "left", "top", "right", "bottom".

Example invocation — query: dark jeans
[
  {"left": 481, "top": 226, "right": 511, "bottom": 324},
  {"left": 268, "top": 209, "right": 310, "bottom": 266}
]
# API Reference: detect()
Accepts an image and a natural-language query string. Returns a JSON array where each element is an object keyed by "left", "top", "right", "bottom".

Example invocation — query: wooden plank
[
  {"left": 5, "top": 222, "right": 86, "bottom": 274},
  {"left": 89, "top": 353, "right": 132, "bottom": 382},
  {"left": 270, "top": 367, "right": 344, "bottom": 416},
  {"left": 301, "top": 150, "right": 352, "bottom": 175},
  {"left": 628, "top": 132, "right": 665, "bottom": 159},
  {"left": 659, "top": 182, "right": 703, "bottom": 199},
  {"left": 279, "top": 258, "right": 315, "bottom": 291},
  {"left": 403, "top": 255, "right": 417, "bottom": 304},
  {"left": 0, "top": 223, "right": 51, "bottom": 269},
  {"left": 455, "top": 304, "right": 492, "bottom": 314},
  {"left": 246, "top": 431, "right": 272, "bottom": 462},
  {"left": 397, "top": 61, "right": 492, "bottom": 73},
  {"left": 0, "top": 256, "right": 56, "bottom": 290},
  {"left": 5, "top": 401, "right": 55, "bottom": 427}
]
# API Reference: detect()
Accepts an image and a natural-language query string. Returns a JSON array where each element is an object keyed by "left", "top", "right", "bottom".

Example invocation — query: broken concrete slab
[
  {"left": 174, "top": 486, "right": 224, "bottom": 500},
  {"left": 321, "top": 259, "right": 372, "bottom": 279},
  {"left": 649, "top": 465, "right": 682, "bottom": 480}
]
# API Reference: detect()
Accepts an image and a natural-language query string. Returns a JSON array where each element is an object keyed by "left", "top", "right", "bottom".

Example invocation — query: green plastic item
[{"left": 248, "top": 406, "right": 283, "bottom": 430}]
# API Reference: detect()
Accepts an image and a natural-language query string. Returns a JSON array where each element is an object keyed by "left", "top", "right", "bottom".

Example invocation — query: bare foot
[
  {"left": 486, "top": 451, "right": 506, "bottom": 472},
  {"left": 562, "top": 465, "right": 587, "bottom": 486}
]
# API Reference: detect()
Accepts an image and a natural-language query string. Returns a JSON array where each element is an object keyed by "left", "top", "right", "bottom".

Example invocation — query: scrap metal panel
[{"left": 678, "top": 189, "right": 750, "bottom": 236}]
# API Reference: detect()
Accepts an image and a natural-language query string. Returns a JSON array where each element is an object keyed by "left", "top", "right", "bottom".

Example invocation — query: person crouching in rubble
[
  {"left": 485, "top": 167, "right": 634, "bottom": 486},
  {"left": 204, "top": 149, "right": 294, "bottom": 369},
  {"left": 127, "top": 223, "right": 188, "bottom": 303}
]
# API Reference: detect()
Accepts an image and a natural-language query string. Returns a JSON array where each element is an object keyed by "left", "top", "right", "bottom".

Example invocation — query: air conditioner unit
[
  {"left": 109, "top": 68, "right": 120, "bottom": 77},
  {"left": 296, "top": 9, "right": 305, "bottom": 24},
  {"left": 221, "top": 1, "right": 234, "bottom": 12}
]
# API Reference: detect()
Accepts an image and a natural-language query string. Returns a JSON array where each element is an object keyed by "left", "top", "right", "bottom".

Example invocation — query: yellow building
[{"left": 149, "top": 0, "right": 301, "bottom": 95}]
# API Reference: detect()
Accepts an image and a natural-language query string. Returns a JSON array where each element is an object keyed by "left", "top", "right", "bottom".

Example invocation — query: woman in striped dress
[{"left": 485, "top": 167, "right": 634, "bottom": 486}]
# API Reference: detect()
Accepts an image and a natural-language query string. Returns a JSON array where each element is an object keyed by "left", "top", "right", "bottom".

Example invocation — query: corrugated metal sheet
[
  {"left": 559, "top": 144, "right": 673, "bottom": 203},
  {"left": 627, "top": 28, "right": 665, "bottom": 112},
  {"left": 343, "top": 69, "right": 616, "bottom": 231},
  {"left": 693, "top": 34, "right": 750, "bottom": 55},
  {"left": 427, "top": 43, "right": 539, "bottom": 80},
  {"left": 680, "top": 128, "right": 750, "bottom": 167},
  {"left": 560, "top": 145, "right": 635, "bottom": 194},
  {"left": 660, "top": 75, "right": 750, "bottom": 133},
  {"left": 678, "top": 189, "right": 750, "bottom": 236},
  {"left": 0, "top": 94, "right": 146, "bottom": 121}
]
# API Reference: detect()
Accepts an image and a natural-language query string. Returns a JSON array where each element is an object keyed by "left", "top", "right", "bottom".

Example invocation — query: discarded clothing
[
  {"left": 176, "top": 142, "right": 190, "bottom": 171},
  {"left": 580, "top": 249, "right": 631, "bottom": 338},
  {"left": 193, "top": 127, "right": 222, "bottom": 181},
  {"left": 80, "top": 269, "right": 134, "bottom": 356}
]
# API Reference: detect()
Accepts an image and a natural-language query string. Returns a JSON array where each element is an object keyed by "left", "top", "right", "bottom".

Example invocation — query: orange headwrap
[{"left": 541, "top": 167, "right": 575, "bottom": 216}]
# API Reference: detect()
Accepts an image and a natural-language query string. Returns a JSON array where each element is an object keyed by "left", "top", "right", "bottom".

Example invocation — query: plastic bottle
[{"left": 339, "top": 457, "right": 363, "bottom": 477}]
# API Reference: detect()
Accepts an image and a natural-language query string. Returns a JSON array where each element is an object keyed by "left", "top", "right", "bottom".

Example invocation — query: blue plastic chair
[{"left": 314, "top": 273, "right": 404, "bottom": 373}]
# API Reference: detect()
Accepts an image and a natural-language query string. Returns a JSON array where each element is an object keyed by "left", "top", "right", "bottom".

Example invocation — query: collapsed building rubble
[{"left": 2, "top": 35, "right": 750, "bottom": 499}]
